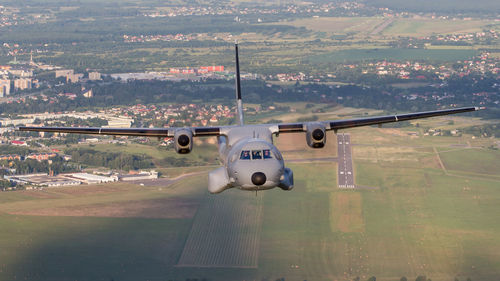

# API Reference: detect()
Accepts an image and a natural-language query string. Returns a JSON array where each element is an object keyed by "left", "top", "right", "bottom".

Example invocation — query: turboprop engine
[
  {"left": 306, "top": 123, "right": 326, "bottom": 148},
  {"left": 174, "top": 129, "right": 193, "bottom": 154}
]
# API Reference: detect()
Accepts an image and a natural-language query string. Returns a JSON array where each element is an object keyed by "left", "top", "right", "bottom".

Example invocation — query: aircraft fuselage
[{"left": 208, "top": 125, "right": 293, "bottom": 194}]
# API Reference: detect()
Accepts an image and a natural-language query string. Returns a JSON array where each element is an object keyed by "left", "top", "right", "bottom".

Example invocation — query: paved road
[{"left": 337, "top": 133, "right": 355, "bottom": 189}]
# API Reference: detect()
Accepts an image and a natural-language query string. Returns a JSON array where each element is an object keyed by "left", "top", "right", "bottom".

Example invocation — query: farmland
[
  {"left": 177, "top": 190, "right": 263, "bottom": 268},
  {"left": 0, "top": 113, "right": 499, "bottom": 280}
]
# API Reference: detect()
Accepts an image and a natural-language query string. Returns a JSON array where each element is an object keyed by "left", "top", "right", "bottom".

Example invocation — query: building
[
  {"left": 26, "top": 153, "right": 57, "bottom": 162},
  {"left": 14, "top": 78, "right": 32, "bottom": 91},
  {"left": 55, "top": 69, "right": 74, "bottom": 78},
  {"left": 65, "top": 173, "right": 118, "bottom": 184},
  {"left": 83, "top": 89, "right": 93, "bottom": 98},
  {"left": 0, "top": 118, "right": 35, "bottom": 126},
  {"left": 181, "top": 68, "right": 195, "bottom": 74},
  {"left": 120, "top": 170, "right": 159, "bottom": 181},
  {"left": 9, "top": 69, "right": 33, "bottom": 77},
  {"left": 4, "top": 174, "right": 82, "bottom": 187},
  {"left": 88, "top": 72, "right": 101, "bottom": 80},
  {"left": 200, "top": 65, "right": 224, "bottom": 72},
  {"left": 66, "top": 73, "right": 84, "bottom": 83},
  {"left": 105, "top": 117, "right": 134, "bottom": 128},
  {"left": 10, "top": 140, "right": 27, "bottom": 146},
  {"left": 0, "top": 79, "right": 10, "bottom": 97},
  {"left": 0, "top": 154, "right": 21, "bottom": 161}
]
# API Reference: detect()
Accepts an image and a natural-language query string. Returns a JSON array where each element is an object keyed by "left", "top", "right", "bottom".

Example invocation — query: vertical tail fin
[{"left": 235, "top": 42, "right": 244, "bottom": 126}]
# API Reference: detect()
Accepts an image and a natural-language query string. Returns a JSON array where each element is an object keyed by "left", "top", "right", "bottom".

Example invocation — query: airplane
[{"left": 19, "top": 43, "right": 482, "bottom": 194}]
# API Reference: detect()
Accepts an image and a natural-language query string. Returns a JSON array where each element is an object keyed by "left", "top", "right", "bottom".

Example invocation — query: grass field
[
  {"left": 0, "top": 115, "right": 499, "bottom": 280},
  {"left": 382, "top": 19, "right": 492, "bottom": 37},
  {"left": 281, "top": 17, "right": 386, "bottom": 35},
  {"left": 306, "top": 48, "right": 478, "bottom": 63}
]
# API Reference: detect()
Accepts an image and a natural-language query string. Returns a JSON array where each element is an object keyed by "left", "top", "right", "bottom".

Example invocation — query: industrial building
[
  {"left": 66, "top": 173, "right": 118, "bottom": 184},
  {"left": 4, "top": 174, "right": 82, "bottom": 187},
  {"left": 119, "top": 170, "right": 159, "bottom": 181}
]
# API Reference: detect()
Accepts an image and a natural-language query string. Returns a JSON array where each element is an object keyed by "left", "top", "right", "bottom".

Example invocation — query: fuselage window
[
  {"left": 240, "top": 150, "right": 251, "bottom": 160},
  {"left": 252, "top": 150, "right": 262, "bottom": 160},
  {"left": 263, "top": 149, "right": 272, "bottom": 159}
]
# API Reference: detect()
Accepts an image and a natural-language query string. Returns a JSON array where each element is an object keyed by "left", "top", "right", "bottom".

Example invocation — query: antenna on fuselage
[{"left": 235, "top": 41, "right": 244, "bottom": 126}]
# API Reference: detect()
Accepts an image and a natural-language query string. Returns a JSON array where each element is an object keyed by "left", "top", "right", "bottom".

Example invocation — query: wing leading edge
[
  {"left": 278, "top": 106, "right": 481, "bottom": 133},
  {"left": 17, "top": 126, "right": 221, "bottom": 137},
  {"left": 18, "top": 107, "right": 481, "bottom": 137}
]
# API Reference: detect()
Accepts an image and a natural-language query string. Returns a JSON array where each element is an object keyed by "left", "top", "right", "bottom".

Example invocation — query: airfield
[{"left": 0, "top": 109, "right": 499, "bottom": 281}]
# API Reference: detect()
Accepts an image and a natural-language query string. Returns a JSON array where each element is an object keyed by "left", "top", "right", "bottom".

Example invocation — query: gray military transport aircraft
[{"left": 19, "top": 44, "right": 481, "bottom": 194}]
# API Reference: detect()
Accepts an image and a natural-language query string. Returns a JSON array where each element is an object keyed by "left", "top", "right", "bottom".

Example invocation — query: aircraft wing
[
  {"left": 278, "top": 106, "right": 481, "bottom": 133},
  {"left": 18, "top": 107, "right": 480, "bottom": 136},
  {"left": 17, "top": 126, "right": 222, "bottom": 137}
]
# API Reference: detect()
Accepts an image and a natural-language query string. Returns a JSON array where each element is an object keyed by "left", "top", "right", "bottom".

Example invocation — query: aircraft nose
[{"left": 251, "top": 172, "right": 266, "bottom": 186}]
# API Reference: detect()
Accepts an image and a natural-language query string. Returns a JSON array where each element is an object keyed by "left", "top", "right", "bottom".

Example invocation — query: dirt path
[{"left": 433, "top": 146, "right": 448, "bottom": 175}]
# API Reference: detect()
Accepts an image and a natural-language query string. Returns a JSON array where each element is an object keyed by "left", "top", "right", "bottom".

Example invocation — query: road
[{"left": 337, "top": 133, "right": 355, "bottom": 189}]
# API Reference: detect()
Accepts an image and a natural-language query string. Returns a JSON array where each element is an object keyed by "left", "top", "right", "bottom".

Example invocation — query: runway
[{"left": 337, "top": 133, "right": 355, "bottom": 189}]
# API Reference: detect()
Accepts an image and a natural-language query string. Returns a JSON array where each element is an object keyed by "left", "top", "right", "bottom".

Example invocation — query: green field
[
  {"left": 0, "top": 119, "right": 499, "bottom": 280},
  {"left": 382, "top": 19, "right": 493, "bottom": 37},
  {"left": 307, "top": 48, "right": 478, "bottom": 63},
  {"left": 280, "top": 17, "right": 386, "bottom": 35}
]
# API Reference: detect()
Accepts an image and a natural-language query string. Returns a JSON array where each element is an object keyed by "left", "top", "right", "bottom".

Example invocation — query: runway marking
[{"left": 337, "top": 133, "right": 355, "bottom": 189}]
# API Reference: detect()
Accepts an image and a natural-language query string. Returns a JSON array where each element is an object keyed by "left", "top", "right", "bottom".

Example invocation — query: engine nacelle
[
  {"left": 174, "top": 129, "right": 193, "bottom": 154},
  {"left": 306, "top": 123, "right": 326, "bottom": 148}
]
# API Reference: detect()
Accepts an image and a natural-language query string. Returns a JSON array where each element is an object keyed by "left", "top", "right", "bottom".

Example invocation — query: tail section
[{"left": 235, "top": 42, "right": 244, "bottom": 126}]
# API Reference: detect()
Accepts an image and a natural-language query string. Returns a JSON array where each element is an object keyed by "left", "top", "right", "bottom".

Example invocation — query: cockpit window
[
  {"left": 240, "top": 149, "right": 274, "bottom": 160},
  {"left": 263, "top": 149, "right": 272, "bottom": 159},
  {"left": 252, "top": 150, "right": 262, "bottom": 160},
  {"left": 240, "top": 150, "right": 250, "bottom": 160}
]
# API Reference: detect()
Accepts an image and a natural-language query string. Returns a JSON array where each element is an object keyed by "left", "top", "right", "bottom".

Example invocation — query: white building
[
  {"left": 55, "top": 69, "right": 74, "bottom": 78},
  {"left": 0, "top": 79, "right": 10, "bottom": 97},
  {"left": 14, "top": 78, "right": 32, "bottom": 91},
  {"left": 88, "top": 72, "right": 101, "bottom": 80},
  {"left": 65, "top": 173, "right": 118, "bottom": 184},
  {"left": 4, "top": 174, "right": 82, "bottom": 187},
  {"left": 9, "top": 69, "right": 33, "bottom": 77},
  {"left": 66, "top": 73, "right": 84, "bottom": 83}
]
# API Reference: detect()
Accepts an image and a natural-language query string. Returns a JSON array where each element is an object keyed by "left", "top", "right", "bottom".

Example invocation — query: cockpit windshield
[
  {"left": 240, "top": 150, "right": 251, "bottom": 160},
  {"left": 240, "top": 149, "right": 273, "bottom": 160},
  {"left": 263, "top": 149, "right": 272, "bottom": 159},
  {"left": 252, "top": 150, "right": 262, "bottom": 159}
]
